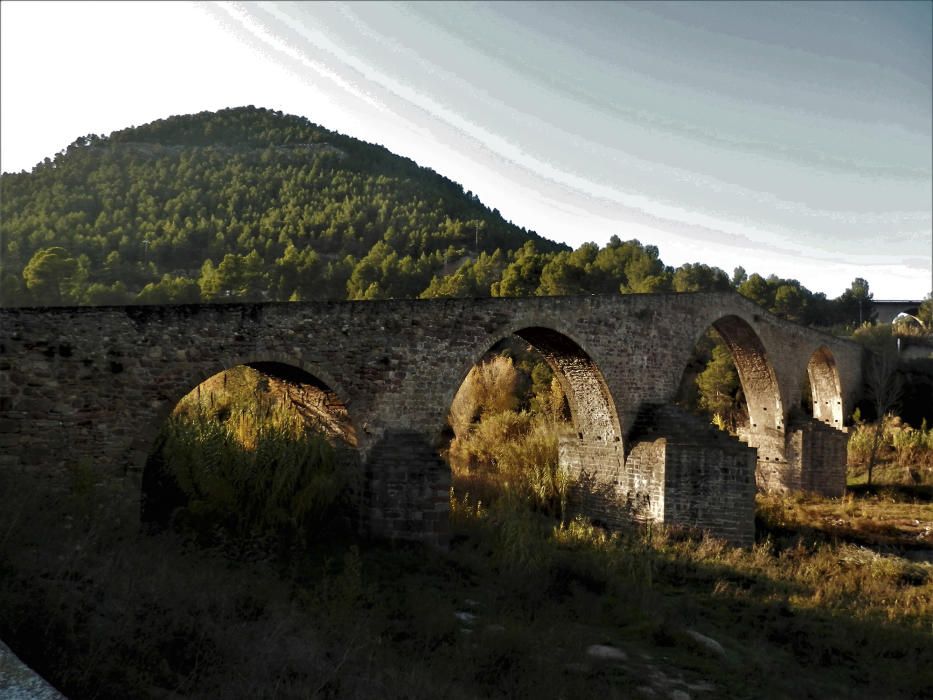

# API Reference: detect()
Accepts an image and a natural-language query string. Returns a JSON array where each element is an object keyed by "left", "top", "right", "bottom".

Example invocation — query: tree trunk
[{"left": 866, "top": 417, "right": 885, "bottom": 488}]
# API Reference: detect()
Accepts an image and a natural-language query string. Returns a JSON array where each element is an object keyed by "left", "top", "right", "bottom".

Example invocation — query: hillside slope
[
  {"left": 0, "top": 106, "right": 565, "bottom": 305},
  {"left": 0, "top": 106, "right": 873, "bottom": 332}
]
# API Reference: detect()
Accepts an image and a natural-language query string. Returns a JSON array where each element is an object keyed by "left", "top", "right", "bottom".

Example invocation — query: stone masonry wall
[
  {"left": 560, "top": 437, "right": 637, "bottom": 528},
  {"left": 794, "top": 419, "right": 849, "bottom": 497},
  {"left": 0, "top": 293, "right": 864, "bottom": 547},
  {"left": 362, "top": 430, "right": 450, "bottom": 546},
  {"left": 741, "top": 426, "right": 800, "bottom": 493},
  {"left": 564, "top": 404, "right": 755, "bottom": 545},
  {"left": 745, "top": 419, "right": 848, "bottom": 497},
  {"left": 631, "top": 405, "right": 756, "bottom": 545},
  {"left": 663, "top": 443, "right": 756, "bottom": 547},
  {"left": 621, "top": 440, "right": 667, "bottom": 524}
]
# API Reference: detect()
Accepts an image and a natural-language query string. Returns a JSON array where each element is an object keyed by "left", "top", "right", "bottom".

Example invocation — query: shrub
[
  {"left": 448, "top": 356, "right": 521, "bottom": 436},
  {"left": 847, "top": 421, "right": 876, "bottom": 465},
  {"left": 149, "top": 366, "right": 350, "bottom": 547},
  {"left": 848, "top": 415, "right": 933, "bottom": 479},
  {"left": 851, "top": 322, "right": 896, "bottom": 354},
  {"left": 159, "top": 404, "right": 346, "bottom": 545},
  {"left": 891, "top": 418, "right": 933, "bottom": 471},
  {"left": 449, "top": 410, "right": 568, "bottom": 518}
]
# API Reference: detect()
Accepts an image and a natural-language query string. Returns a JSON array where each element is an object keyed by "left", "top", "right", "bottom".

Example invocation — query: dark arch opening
[
  {"left": 141, "top": 361, "right": 359, "bottom": 545},
  {"left": 711, "top": 315, "right": 783, "bottom": 435},
  {"left": 444, "top": 326, "right": 620, "bottom": 517},
  {"left": 513, "top": 327, "right": 621, "bottom": 442},
  {"left": 675, "top": 315, "right": 784, "bottom": 459}
]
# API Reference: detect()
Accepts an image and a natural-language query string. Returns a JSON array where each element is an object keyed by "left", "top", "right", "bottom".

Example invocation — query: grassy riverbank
[
  {"left": 1, "top": 470, "right": 930, "bottom": 700},
  {"left": 2, "top": 366, "right": 930, "bottom": 698}
]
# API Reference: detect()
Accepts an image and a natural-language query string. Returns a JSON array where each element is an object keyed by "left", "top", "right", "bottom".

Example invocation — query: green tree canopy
[
  {"left": 0, "top": 105, "right": 882, "bottom": 331},
  {"left": 836, "top": 277, "right": 875, "bottom": 326},
  {"left": 672, "top": 263, "right": 731, "bottom": 293},
  {"left": 696, "top": 338, "right": 743, "bottom": 430},
  {"left": 22, "top": 246, "right": 78, "bottom": 304}
]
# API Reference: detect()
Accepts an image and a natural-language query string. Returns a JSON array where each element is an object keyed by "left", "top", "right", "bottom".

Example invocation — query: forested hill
[
  {"left": 0, "top": 106, "right": 871, "bottom": 327},
  {"left": 0, "top": 106, "right": 565, "bottom": 305}
]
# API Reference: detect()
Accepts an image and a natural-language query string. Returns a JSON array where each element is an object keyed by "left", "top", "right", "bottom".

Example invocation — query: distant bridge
[
  {"left": 0, "top": 292, "right": 865, "bottom": 546},
  {"left": 874, "top": 299, "right": 924, "bottom": 324}
]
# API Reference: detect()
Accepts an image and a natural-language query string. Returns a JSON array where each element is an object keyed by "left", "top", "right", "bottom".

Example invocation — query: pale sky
[{"left": 2, "top": 1, "right": 931, "bottom": 299}]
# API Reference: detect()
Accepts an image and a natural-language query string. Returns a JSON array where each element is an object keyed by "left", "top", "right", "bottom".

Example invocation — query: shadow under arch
[
  {"left": 806, "top": 346, "right": 844, "bottom": 427},
  {"left": 702, "top": 314, "right": 785, "bottom": 437},
  {"left": 134, "top": 352, "right": 360, "bottom": 468},
  {"left": 447, "top": 324, "right": 622, "bottom": 445},
  {"left": 140, "top": 357, "right": 360, "bottom": 531}
]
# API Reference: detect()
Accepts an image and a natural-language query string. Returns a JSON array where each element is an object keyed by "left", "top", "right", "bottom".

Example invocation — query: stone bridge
[
  {"left": 0, "top": 292, "right": 864, "bottom": 547},
  {"left": 873, "top": 299, "right": 924, "bottom": 325}
]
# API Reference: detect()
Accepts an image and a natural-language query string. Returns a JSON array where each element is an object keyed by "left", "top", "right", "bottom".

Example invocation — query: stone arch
[
  {"left": 445, "top": 323, "right": 622, "bottom": 444},
  {"left": 806, "top": 346, "right": 844, "bottom": 427},
  {"left": 139, "top": 355, "right": 360, "bottom": 527},
  {"left": 515, "top": 327, "right": 621, "bottom": 442},
  {"left": 205, "top": 351, "right": 356, "bottom": 436},
  {"left": 242, "top": 361, "right": 357, "bottom": 447},
  {"left": 699, "top": 314, "right": 785, "bottom": 436},
  {"left": 676, "top": 313, "right": 788, "bottom": 496},
  {"left": 135, "top": 353, "right": 358, "bottom": 467}
]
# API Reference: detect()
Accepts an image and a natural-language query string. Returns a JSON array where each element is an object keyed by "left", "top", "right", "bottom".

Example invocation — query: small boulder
[
  {"left": 586, "top": 644, "right": 628, "bottom": 661},
  {"left": 685, "top": 629, "right": 726, "bottom": 658}
]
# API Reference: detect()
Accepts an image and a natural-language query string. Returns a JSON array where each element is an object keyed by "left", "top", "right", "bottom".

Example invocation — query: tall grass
[
  {"left": 848, "top": 414, "right": 933, "bottom": 484},
  {"left": 160, "top": 406, "right": 345, "bottom": 543},
  {"left": 148, "top": 366, "right": 350, "bottom": 548},
  {"left": 447, "top": 356, "right": 570, "bottom": 518},
  {"left": 449, "top": 410, "right": 568, "bottom": 517}
]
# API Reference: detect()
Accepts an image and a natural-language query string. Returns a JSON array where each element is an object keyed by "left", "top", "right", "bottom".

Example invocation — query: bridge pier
[
  {"left": 560, "top": 436, "right": 640, "bottom": 526},
  {"left": 784, "top": 419, "right": 849, "bottom": 497},
  {"left": 563, "top": 405, "right": 756, "bottom": 546},
  {"left": 361, "top": 431, "right": 450, "bottom": 547},
  {"left": 743, "top": 418, "right": 848, "bottom": 497}
]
